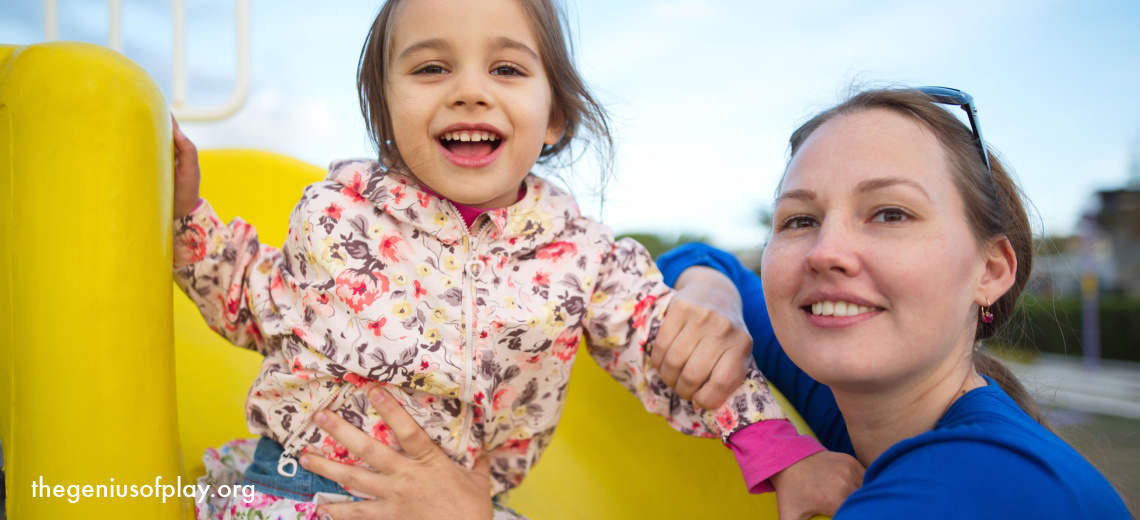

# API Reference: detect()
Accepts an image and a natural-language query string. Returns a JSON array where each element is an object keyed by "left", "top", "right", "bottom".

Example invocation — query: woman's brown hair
[
  {"left": 785, "top": 87, "right": 1048, "bottom": 426},
  {"left": 356, "top": 0, "right": 613, "bottom": 182}
]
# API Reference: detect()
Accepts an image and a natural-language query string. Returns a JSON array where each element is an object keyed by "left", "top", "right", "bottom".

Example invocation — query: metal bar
[
  {"left": 44, "top": 0, "right": 58, "bottom": 40},
  {"left": 109, "top": 0, "right": 123, "bottom": 52}
]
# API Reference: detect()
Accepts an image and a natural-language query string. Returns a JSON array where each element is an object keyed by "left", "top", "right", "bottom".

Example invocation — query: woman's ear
[
  {"left": 977, "top": 236, "right": 1017, "bottom": 305},
  {"left": 545, "top": 108, "right": 566, "bottom": 146}
]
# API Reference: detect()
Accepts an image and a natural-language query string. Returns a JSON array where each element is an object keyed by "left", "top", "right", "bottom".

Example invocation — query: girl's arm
[
  {"left": 172, "top": 121, "right": 303, "bottom": 355},
  {"left": 657, "top": 242, "right": 854, "bottom": 455},
  {"left": 583, "top": 237, "right": 795, "bottom": 442}
]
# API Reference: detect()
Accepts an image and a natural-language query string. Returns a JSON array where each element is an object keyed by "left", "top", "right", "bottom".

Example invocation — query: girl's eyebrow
[
  {"left": 490, "top": 36, "right": 539, "bottom": 60},
  {"left": 398, "top": 38, "right": 449, "bottom": 60},
  {"left": 397, "top": 37, "right": 539, "bottom": 62}
]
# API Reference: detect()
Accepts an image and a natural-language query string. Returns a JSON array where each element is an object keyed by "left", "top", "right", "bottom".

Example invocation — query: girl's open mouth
[{"left": 439, "top": 131, "right": 502, "bottom": 157}]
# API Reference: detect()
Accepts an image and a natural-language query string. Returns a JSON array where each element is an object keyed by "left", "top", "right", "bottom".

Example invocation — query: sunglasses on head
[{"left": 916, "top": 86, "right": 992, "bottom": 174}]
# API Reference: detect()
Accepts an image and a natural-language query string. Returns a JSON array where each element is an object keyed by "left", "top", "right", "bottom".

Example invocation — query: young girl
[{"left": 172, "top": 0, "right": 853, "bottom": 518}]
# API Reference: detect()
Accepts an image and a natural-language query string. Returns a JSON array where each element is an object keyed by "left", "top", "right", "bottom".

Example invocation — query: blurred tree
[{"left": 616, "top": 232, "right": 709, "bottom": 259}]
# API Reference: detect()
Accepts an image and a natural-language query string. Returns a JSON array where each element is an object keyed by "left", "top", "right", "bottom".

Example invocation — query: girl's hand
[
  {"left": 653, "top": 266, "right": 753, "bottom": 409},
  {"left": 302, "top": 386, "right": 494, "bottom": 520},
  {"left": 769, "top": 450, "right": 864, "bottom": 520},
  {"left": 172, "top": 115, "right": 202, "bottom": 219}
]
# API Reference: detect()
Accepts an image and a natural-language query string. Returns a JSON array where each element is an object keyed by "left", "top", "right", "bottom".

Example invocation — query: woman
[
  {"left": 657, "top": 87, "right": 1130, "bottom": 518},
  {"left": 297, "top": 87, "right": 1132, "bottom": 519}
]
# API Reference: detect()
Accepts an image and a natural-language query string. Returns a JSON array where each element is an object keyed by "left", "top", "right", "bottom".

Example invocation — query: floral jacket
[{"left": 173, "top": 159, "right": 787, "bottom": 494}]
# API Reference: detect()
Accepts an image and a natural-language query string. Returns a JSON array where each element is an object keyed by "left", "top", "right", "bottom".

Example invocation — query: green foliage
[
  {"left": 616, "top": 233, "right": 709, "bottom": 260},
  {"left": 993, "top": 296, "right": 1140, "bottom": 363}
]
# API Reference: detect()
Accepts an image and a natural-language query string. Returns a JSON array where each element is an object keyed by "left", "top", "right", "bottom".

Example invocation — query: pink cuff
[{"left": 727, "top": 420, "right": 826, "bottom": 494}]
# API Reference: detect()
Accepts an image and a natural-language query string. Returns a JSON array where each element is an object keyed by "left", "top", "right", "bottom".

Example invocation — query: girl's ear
[
  {"left": 976, "top": 236, "right": 1017, "bottom": 306},
  {"left": 544, "top": 108, "right": 566, "bottom": 146}
]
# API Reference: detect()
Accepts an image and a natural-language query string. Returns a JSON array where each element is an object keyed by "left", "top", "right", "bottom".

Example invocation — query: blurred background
[{"left": 2, "top": 0, "right": 1138, "bottom": 516}]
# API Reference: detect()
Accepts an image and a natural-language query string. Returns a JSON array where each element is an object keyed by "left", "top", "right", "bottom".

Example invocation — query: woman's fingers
[
  {"left": 310, "top": 404, "right": 401, "bottom": 474},
  {"left": 368, "top": 387, "right": 438, "bottom": 461},
  {"left": 300, "top": 453, "right": 387, "bottom": 499},
  {"left": 317, "top": 500, "right": 390, "bottom": 520}
]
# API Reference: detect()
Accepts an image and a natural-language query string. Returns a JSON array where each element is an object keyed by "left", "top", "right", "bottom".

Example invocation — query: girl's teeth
[
  {"left": 821, "top": 301, "right": 834, "bottom": 316},
  {"left": 441, "top": 131, "right": 501, "bottom": 141}
]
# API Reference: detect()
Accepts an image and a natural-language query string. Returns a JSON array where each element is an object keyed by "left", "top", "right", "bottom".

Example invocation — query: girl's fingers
[
  {"left": 368, "top": 387, "right": 438, "bottom": 461},
  {"left": 299, "top": 453, "right": 388, "bottom": 499},
  {"left": 311, "top": 405, "right": 401, "bottom": 474},
  {"left": 690, "top": 346, "right": 743, "bottom": 410}
]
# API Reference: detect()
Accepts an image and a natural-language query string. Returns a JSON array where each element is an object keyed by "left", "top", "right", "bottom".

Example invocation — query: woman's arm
[{"left": 657, "top": 243, "right": 854, "bottom": 455}]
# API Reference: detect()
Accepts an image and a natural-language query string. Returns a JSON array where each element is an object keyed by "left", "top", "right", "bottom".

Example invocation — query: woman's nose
[
  {"left": 805, "top": 220, "right": 862, "bottom": 278},
  {"left": 448, "top": 69, "right": 492, "bottom": 109}
]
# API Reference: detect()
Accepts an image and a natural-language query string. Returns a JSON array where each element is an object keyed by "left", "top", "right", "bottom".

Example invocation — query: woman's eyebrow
[
  {"left": 490, "top": 36, "right": 539, "bottom": 60},
  {"left": 397, "top": 38, "right": 449, "bottom": 60},
  {"left": 856, "top": 176, "right": 932, "bottom": 201},
  {"left": 775, "top": 188, "right": 816, "bottom": 205}
]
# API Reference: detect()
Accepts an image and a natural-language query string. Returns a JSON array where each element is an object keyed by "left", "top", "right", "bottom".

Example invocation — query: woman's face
[{"left": 761, "top": 109, "right": 985, "bottom": 391}]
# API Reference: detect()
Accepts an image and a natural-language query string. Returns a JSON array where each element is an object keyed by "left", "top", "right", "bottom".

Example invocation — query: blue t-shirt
[{"left": 658, "top": 243, "right": 1131, "bottom": 519}]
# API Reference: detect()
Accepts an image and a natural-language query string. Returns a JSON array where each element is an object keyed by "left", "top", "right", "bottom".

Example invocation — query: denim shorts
[{"left": 239, "top": 437, "right": 351, "bottom": 501}]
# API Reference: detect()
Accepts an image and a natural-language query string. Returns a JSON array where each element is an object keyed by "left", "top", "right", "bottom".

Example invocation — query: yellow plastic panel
[
  {"left": 0, "top": 42, "right": 181, "bottom": 519},
  {"left": 173, "top": 149, "right": 325, "bottom": 482},
  {"left": 510, "top": 358, "right": 824, "bottom": 519}
]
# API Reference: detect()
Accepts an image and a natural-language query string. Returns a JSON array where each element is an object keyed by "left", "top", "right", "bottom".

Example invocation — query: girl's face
[
  {"left": 386, "top": 0, "right": 562, "bottom": 209},
  {"left": 761, "top": 109, "right": 986, "bottom": 391}
]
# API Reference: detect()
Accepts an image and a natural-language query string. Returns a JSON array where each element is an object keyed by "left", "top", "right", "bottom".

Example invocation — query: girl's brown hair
[
  {"left": 785, "top": 87, "right": 1048, "bottom": 427},
  {"left": 356, "top": 0, "right": 613, "bottom": 181}
]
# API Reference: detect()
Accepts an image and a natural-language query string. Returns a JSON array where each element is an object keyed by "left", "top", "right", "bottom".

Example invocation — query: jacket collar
[{"left": 326, "top": 159, "right": 580, "bottom": 255}]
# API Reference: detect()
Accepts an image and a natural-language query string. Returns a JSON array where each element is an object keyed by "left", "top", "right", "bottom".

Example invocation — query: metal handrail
[{"left": 42, "top": 0, "right": 251, "bottom": 121}]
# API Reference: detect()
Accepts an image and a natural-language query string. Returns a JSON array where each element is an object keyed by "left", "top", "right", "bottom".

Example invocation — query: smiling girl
[{"left": 170, "top": 0, "right": 857, "bottom": 518}]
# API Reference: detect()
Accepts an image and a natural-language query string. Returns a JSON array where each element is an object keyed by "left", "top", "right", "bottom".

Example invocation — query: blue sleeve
[{"left": 657, "top": 243, "right": 854, "bottom": 455}]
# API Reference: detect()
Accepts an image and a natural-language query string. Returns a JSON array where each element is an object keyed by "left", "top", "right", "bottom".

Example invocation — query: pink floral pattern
[{"left": 174, "top": 159, "right": 786, "bottom": 496}]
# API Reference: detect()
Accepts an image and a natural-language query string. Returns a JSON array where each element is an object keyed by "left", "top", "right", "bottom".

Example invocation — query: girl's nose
[
  {"left": 805, "top": 220, "right": 862, "bottom": 278},
  {"left": 448, "top": 69, "right": 492, "bottom": 109}
]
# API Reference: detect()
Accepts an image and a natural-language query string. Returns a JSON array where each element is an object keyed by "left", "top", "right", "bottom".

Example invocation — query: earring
[{"left": 980, "top": 298, "right": 994, "bottom": 324}]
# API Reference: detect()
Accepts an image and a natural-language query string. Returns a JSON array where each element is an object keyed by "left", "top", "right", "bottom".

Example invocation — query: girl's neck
[{"left": 833, "top": 349, "right": 987, "bottom": 468}]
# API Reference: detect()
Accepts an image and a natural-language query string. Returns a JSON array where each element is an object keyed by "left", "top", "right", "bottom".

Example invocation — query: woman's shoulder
[{"left": 839, "top": 385, "right": 1129, "bottom": 519}]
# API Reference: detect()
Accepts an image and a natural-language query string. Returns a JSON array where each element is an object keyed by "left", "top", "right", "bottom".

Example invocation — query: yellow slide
[{"left": 1, "top": 41, "right": 819, "bottom": 519}]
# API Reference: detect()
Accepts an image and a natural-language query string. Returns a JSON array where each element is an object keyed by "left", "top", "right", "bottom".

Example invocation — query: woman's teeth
[
  {"left": 441, "top": 131, "right": 499, "bottom": 142},
  {"left": 810, "top": 301, "right": 875, "bottom": 317}
]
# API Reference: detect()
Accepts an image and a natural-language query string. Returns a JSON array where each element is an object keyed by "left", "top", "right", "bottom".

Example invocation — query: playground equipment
[{"left": 0, "top": 41, "right": 820, "bottom": 519}]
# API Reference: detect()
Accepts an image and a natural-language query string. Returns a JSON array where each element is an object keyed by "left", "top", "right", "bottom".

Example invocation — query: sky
[{"left": 3, "top": 0, "right": 1140, "bottom": 250}]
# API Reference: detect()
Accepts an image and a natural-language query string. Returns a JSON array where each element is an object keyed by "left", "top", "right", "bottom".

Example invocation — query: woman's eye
[
  {"left": 781, "top": 215, "right": 818, "bottom": 230},
  {"left": 871, "top": 208, "right": 910, "bottom": 223},
  {"left": 491, "top": 64, "right": 523, "bottom": 76}
]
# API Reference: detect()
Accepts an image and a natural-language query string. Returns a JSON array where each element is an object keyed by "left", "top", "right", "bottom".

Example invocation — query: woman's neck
[{"left": 834, "top": 350, "right": 987, "bottom": 468}]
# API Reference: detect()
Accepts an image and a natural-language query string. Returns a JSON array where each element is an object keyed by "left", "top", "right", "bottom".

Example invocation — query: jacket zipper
[
  {"left": 276, "top": 383, "right": 346, "bottom": 476},
  {"left": 442, "top": 200, "right": 488, "bottom": 458}
]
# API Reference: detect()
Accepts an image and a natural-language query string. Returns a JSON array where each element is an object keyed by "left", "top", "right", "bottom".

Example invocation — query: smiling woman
[{"left": 658, "top": 87, "right": 1131, "bottom": 519}]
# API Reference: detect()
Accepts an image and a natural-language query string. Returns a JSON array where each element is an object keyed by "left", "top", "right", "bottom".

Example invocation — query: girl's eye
[
  {"left": 871, "top": 207, "right": 911, "bottom": 223},
  {"left": 780, "top": 215, "right": 818, "bottom": 230},
  {"left": 414, "top": 64, "right": 446, "bottom": 75},
  {"left": 491, "top": 64, "right": 524, "bottom": 76}
]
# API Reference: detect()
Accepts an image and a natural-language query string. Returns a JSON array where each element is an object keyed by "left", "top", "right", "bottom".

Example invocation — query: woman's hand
[
  {"left": 301, "top": 386, "right": 494, "bottom": 520},
  {"left": 770, "top": 450, "right": 864, "bottom": 520},
  {"left": 172, "top": 115, "right": 202, "bottom": 219},
  {"left": 652, "top": 265, "right": 753, "bottom": 409}
]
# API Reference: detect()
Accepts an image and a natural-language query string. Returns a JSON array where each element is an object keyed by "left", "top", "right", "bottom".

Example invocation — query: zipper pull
[{"left": 277, "top": 453, "right": 299, "bottom": 477}]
